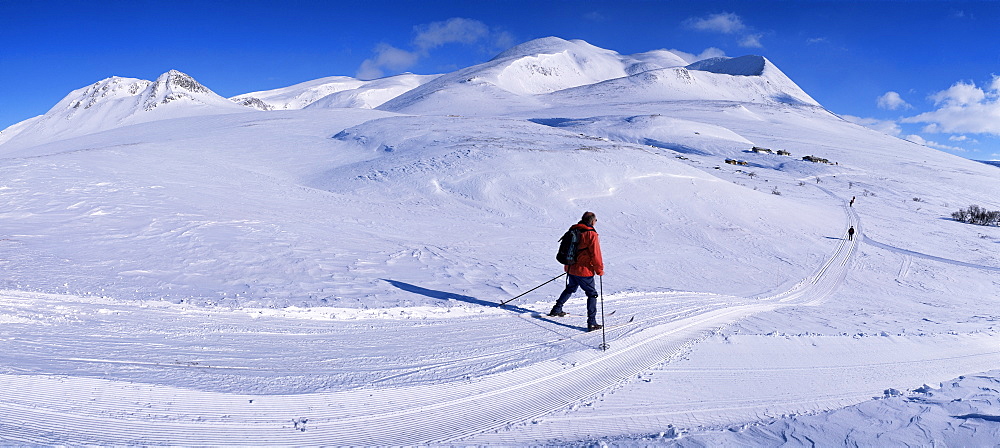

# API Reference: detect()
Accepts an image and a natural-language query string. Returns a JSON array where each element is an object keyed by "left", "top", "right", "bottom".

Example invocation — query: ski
[
  {"left": 528, "top": 309, "right": 616, "bottom": 319},
  {"left": 596, "top": 315, "right": 635, "bottom": 333},
  {"left": 528, "top": 311, "right": 632, "bottom": 332}
]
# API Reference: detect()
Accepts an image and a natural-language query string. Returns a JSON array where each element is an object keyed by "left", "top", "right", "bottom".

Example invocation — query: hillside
[
  {"left": 1, "top": 37, "right": 998, "bottom": 445},
  {"left": 231, "top": 73, "right": 438, "bottom": 110}
]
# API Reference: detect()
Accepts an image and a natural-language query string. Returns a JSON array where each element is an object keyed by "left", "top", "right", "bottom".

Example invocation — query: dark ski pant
[{"left": 551, "top": 274, "right": 599, "bottom": 327}]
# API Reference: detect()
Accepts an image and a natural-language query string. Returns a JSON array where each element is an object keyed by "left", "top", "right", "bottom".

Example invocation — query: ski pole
[
  {"left": 500, "top": 273, "right": 566, "bottom": 306},
  {"left": 599, "top": 275, "right": 608, "bottom": 351}
]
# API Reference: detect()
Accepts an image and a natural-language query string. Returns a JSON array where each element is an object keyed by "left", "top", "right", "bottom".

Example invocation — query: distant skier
[
  {"left": 848, "top": 226, "right": 855, "bottom": 241},
  {"left": 850, "top": 196, "right": 856, "bottom": 207},
  {"left": 549, "top": 211, "right": 605, "bottom": 332}
]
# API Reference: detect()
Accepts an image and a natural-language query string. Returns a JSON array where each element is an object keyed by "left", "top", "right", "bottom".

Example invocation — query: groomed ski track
[{"left": 0, "top": 201, "right": 869, "bottom": 445}]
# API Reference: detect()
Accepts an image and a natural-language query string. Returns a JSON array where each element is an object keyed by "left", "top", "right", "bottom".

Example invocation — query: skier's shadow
[{"left": 381, "top": 279, "right": 535, "bottom": 314}]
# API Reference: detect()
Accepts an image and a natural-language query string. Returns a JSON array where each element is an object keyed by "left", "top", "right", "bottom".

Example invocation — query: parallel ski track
[{"left": 0, "top": 204, "right": 861, "bottom": 445}]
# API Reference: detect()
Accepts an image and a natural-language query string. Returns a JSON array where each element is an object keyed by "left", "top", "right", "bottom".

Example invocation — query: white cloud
[
  {"left": 990, "top": 75, "right": 1000, "bottom": 92},
  {"left": 929, "top": 81, "right": 986, "bottom": 106},
  {"left": 905, "top": 134, "right": 966, "bottom": 152},
  {"left": 902, "top": 77, "right": 1000, "bottom": 134},
  {"left": 413, "top": 18, "right": 489, "bottom": 52},
  {"left": 877, "top": 91, "right": 911, "bottom": 110},
  {"left": 490, "top": 31, "right": 517, "bottom": 54},
  {"left": 739, "top": 33, "right": 764, "bottom": 48},
  {"left": 685, "top": 13, "right": 764, "bottom": 48},
  {"left": 357, "top": 18, "right": 507, "bottom": 80},
  {"left": 670, "top": 47, "right": 726, "bottom": 64},
  {"left": 685, "top": 12, "right": 747, "bottom": 34},
  {"left": 356, "top": 44, "right": 420, "bottom": 80},
  {"left": 842, "top": 115, "right": 902, "bottom": 136},
  {"left": 949, "top": 135, "right": 978, "bottom": 143},
  {"left": 583, "top": 11, "right": 605, "bottom": 21}
]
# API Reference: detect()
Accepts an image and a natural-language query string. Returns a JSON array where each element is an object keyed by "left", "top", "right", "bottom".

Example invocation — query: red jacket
[{"left": 565, "top": 223, "right": 604, "bottom": 277}]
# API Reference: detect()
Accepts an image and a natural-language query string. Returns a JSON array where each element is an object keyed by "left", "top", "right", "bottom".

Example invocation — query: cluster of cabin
[
  {"left": 802, "top": 155, "right": 831, "bottom": 164},
  {"left": 751, "top": 146, "right": 792, "bottom": 156},
  {"left": 713, "top": 146, "right": 835, "bottom": 169},
  {"left": 750, "top": 146, "right": 834, "bottom": 164}
]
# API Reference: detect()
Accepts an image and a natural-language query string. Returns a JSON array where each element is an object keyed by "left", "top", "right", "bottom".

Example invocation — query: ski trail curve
[
  {"left": 0, "top": 204, "right": 862, "bottom": 445},
  {"left": 0, "top": 302, "right": 788, "bottom": 445}
]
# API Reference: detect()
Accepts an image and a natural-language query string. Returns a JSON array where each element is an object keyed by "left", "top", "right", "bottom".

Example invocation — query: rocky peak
[
  {"left": 143, "top": 70, "right": 216, "bottom": 111},
  {"left": 158, "top": 69, "right": 210, "bottom": 94}
]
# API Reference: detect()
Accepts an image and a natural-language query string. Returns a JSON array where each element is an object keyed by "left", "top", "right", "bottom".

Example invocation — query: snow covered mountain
[
  {"left": 1, "top": 37, "right": 813, "bottom": 148},
  {"left": 376, "top": 37, "right": 816, "bottom": 115},
  {"left": 2, "top": 37, "right": 999, "bottom": 446},
  {"left": 0, "top": 70, "right": 251, "bottom": 149}
]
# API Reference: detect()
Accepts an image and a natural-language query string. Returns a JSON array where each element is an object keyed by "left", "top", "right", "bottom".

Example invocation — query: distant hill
[{"left": 979, "top": 160, "right": 1000, "bottom": 168}]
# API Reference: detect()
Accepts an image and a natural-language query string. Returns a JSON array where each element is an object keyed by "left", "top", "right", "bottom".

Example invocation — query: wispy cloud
[
  {"left": 685, "top": 12, "right": 765, "bottom": 49},
  {"left": 951, "top": 9, "right": 972, "bottom": 19},
  {"left": 412, "top": 18, "right": 490, "bottom": 52},
  {"left": 357, "top": 18, "right": 509, "bottom": 80},
  {"left": 905, "top": 134, "right": 966, "bottom": 152},
  {"left": 739, "top": 33, "right": 764, "bottom": 49},
  {"left": 949, "top": 135, "right": 978, "bottom": 144},
  {"left": 877, "top": 91, "right": 912, "bottom": 110},
  {"left": 684, "top": 12, "right": 746, "bottom": 34},
  {"left": 902, "top": 76, "right": 1000, "bottom": 134},
  {"left": 356, "top": 44, "right": 420, "bottom": 80},
  {"left": 842, "top": 115, "right": 902, "bottom": 136}
]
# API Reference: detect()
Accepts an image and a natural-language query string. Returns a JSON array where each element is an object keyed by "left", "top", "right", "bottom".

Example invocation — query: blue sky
[{"left": 2, "top": 0, "right": 999, "bottom": 160}]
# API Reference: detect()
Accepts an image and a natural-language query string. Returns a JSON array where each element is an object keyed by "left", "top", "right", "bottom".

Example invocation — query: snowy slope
[
  {"left": 625, "top": 49, "right": 691, "bottom": 74},
  {"left": 0, "top": 70, "right": 251, "bottom": 149},
  {"left": 231, "top": 73, "right": 437, "bottom": 110},
  {"left": 1, "top": 37, "right": 999, "bottom": 445},
  {"left": 544, "top": 55, "right": 819, "bottom": 108},
  {"left": 378, "top": 37, "right": 697, "bottom": 116},
  {"left": 0, "top": 109, "right": 839, "bottom": 306}
]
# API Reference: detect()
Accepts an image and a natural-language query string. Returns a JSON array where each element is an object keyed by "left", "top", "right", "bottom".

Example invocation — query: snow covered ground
[{"left": 1, "top": 37, "right": 998, "bottom": 444}]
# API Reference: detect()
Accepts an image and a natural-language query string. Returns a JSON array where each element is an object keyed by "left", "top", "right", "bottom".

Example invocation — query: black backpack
[{"left": 556, "top": 227, "right": 593, "bottom": 265}]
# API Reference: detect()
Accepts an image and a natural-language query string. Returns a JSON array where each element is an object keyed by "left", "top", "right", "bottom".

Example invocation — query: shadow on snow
[{"left": 381, "top": 279, "right": 536, "bottom": 314}]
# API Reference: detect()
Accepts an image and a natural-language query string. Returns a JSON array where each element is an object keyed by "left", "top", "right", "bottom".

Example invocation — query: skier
[
  {"left": 850, "top": 196, "right": 856, "bottom": 207},
  {"left": 549, "top": 211, "right": 605, "bottom": 331},
  {"left": 848, "top": 226, "right": 855, "bottom": 241}
]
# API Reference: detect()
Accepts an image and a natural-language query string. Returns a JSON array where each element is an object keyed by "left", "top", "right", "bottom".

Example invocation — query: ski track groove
[{"left": 2, "top": 196, "right": 864, "bottom": 444}]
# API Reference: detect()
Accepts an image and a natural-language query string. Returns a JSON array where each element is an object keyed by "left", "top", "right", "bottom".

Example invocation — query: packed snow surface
[{"left": 1, "top": 37, "right": 999, "bottom": 445}]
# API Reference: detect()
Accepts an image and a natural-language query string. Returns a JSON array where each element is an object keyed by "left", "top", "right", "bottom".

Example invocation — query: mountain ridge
[
  {"left": 0, "top": 69, "right": 249, "bottom": 149},
  {"left": 1, "top": 37, "right": 826, "bottom": 151}
]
